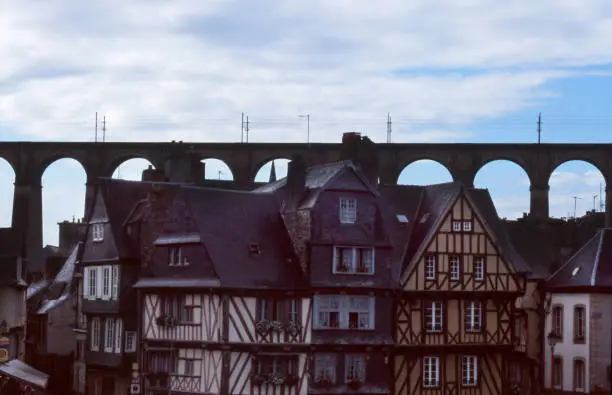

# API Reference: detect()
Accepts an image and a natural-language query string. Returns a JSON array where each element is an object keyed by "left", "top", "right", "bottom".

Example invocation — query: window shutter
[
  {"left": 111, "top": 266, "right": 119, "bottom": 300},
  {"left": 83, "top": 267, "right": 90, "bottom": 299},
  {"left": 114, "top": 319, "right": 123, "bottom": 353},
  {"left": 96, "top": 267, "right": 103, "bottom": 299}
]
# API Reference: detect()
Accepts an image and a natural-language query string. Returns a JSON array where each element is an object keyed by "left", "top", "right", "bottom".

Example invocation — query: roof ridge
[{"left": 590, "top": 229, "right": 606, "bottom": 286}]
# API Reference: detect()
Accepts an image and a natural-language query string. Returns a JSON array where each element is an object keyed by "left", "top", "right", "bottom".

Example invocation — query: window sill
[
  {"left": 314, "top": 328, "right": 375, "bottom": 331},
  {"left": 332, "top": 271, "right": 375, "bottom": 276},
  {"left": 573, "top": 337, "right": 586, "bottom": 344}
]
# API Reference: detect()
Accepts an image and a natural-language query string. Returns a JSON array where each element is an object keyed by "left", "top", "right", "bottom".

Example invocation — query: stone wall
[{"left": 589, "top": 293, "right": 612, "bottom": 391}]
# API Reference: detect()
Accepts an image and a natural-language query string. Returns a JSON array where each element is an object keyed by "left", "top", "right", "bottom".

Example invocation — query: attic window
[
  {"left": 420, "top": 213, "right": 430, "bottom": 224},
  {"left": 249, "top": 243, "right": 261, "bottom": 256},
  {"left": 92, "top": 223, "right": 104, "bottom": 242},
  {"left": 169, "top": 247, "right": 188, "bottom": 267},
  {"left": 396, "top": 214, "right": 409, "bottom": 223},
  {"left": 572, "top": 267, "right": 580, "bottom": 277}
]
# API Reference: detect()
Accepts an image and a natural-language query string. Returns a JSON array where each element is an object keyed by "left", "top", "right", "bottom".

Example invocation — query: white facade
[{"left": 544, "top": 293, "right": 590, "bottom": 393}]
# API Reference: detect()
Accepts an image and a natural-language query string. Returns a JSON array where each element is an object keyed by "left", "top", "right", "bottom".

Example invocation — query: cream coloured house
[{"left": 544, "top": 228, "right": 612, "bottom": 393}]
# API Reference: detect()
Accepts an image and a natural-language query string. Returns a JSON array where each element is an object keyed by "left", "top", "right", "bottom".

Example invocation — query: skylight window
[
  {"left": 420, "top": 213, "right": 430, "bottom": 224},
  {"left": 572, "top": 267, "right": 580, "bottom": 277},
  {"left": 396, "top": 214, "right": 409, "bottom": 223}
]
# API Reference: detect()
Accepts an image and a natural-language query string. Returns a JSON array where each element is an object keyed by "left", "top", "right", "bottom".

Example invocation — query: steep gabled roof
[
  {"left": 547, "top": 228, "right": 612, "bottom": 289},
  {"left": 37, "top": 242, "right": 81, "bottom": 314},
  {"left": 399, "top": 183, "right": 531, "bottom": 284},
  {"left": 181, "top": 186, "right": 306, "bottom": 290}
]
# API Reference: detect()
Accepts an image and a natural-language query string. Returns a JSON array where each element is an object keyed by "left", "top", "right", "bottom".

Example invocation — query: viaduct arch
[{"left": 1, "top": 140, "right": 611, "bottom": 271}]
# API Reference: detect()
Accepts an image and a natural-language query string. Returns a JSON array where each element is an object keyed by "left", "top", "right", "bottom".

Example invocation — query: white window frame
[
  {"left": 333, "top": 246, "right": 375, "bottom": 274},
  {"left": 425, "top": 301, "right": 443, "bottom": 333},
  {"left": 463, "top": 220, "right": 472, "bottom": 232},
  {"left": 449, "top": 255, "right": 460, "bottom": 281},
  {"left": 345, "top": 354, "right": 366, "bottom": 381},
  {"left": 452, "top": 220, "right": 462, "bottom": 232},
  {"left": 314, "top": 354, "right": 337, "bottom": 384},
  {"left": 339, "top": 197, "right": 357, "bottom": 224},
  {"left": 465, "top": 301, "right": 482, "bottom": 332},
  {"left": 474, "top": 256, "right": 485, "bottom": 281},
  {"left": 92, "top": 223, "right": 104, "bottom": 242},
  {"left": 85, "top": 267, "right": 97, "bottom": 300},
  {"left": 125, "top": 331, "right": 137, "bottom": 353},
  {"left": 114, "top": 319, "right": 123, "bottom": 353},
  {"left": 425, "top": 255, "right": 437, "bottom": 280},
  {"left": 104, "top": 318, "right": 115, "bottom": 352},
  {"left": 462, "top": 356, "right": 478, "bottom": 387},
  {"left": 423, "top": 356, "right": 440, "bottom": 388},
  {"left": 111, "top": 265, "right": 119, "bottom": 300},
  {"left": 314, "top": 295, "right": 375, "bottom": 330},
  {"left": 102, "top": 266, "right": 111, "bottom": 300},
  {"left": 169, "top": 247, "right": 188, "bottom": 266},
  {"left": 90, "top": 317, "right": 100, "bottom": 351}
]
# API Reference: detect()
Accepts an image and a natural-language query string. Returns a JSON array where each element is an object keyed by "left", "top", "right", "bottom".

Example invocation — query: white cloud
[{"left": 1, "top": 0, "right": 611, "bottom": 243}]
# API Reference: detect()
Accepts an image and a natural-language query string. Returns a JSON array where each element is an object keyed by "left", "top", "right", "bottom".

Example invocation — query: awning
[{"left": 0, "top": 359, "right": 49, "bottom": 389}]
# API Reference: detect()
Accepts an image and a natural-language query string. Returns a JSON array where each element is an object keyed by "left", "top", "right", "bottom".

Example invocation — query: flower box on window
[
  {"left": 284, "top": 320, "right": 302, "bottom": 335},
  {"left": 336, "top": 262, "right": 350, "bottom": 272},
  {"left": 255, "top": 320, "right": 273, "bottom": 335},
  {"left": 155, "top": 315, "right": 177, "bottom": 327},
  {"left": 270, "top": 321, "right": 285, "bottom": 332},
  {"left": 315, "top": 374, "right": 332, "bottom": 387},
  {"left": 347, "top": 376, "right": 363, "bottom": 390}
]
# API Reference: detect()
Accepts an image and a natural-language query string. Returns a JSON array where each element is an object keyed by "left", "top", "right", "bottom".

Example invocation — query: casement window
[
  {"left": 111, "top": 266, "right": 119, "bottom": 299},
  {"left": 333, "top": 247, "right": 375, "bottom": 274},
  {"left": 148, "top": 351, "right": 178, "bottom": 374},
  {"left": 552, "top": 305, "right": 563, "bottom": 339},
  {"left": 464, "top": 301, "right": 482, "bottom": 332},
  {"left": 169, "top": 247, "right": 188, "bottom": 266},
  {"left": 423, "top": 357, "right": 440, "bottom": 388},
  {"left": 102, "top": 267, "right": 111, "bottom": 299},
  {"left": 85, "top": 267, "right": 97, "bottom": 299},
  {"left": 449, "top": 255, "right": 460, "bottom": 281},
  {"left": 125, "top": 331, "right": 137, "bottom": 353},
  {"left": 104, "top": 318, "right": 115, "bottom": 352},
  {"left": 473, "top": 256, "right": 485, "bottom": 281},
  {"left": 314, "top": 295, "right": 375, "bottom": 330},
  {"left": 161, "top": 295, "right": 194, "bottom": 323},
  {"left": 345, "top": 355, "right": 366, "bottom": 382},
  {"left": 462, "top": 356, "right": 478, "bottom": 387},
  {"left": 463, "top": 220, "right": 472, "bottom": 232},
  {"left": 314, "top": 354, "right": 337, "bottom": 384},
  {"left": 573, "top": 359, "right": 585, "bottom": 392},
  {"left": 573, "top": 305, "right": 585, "bottom": 343},
  {"left": 339, "top": 197, "right": 357, "bottom": 224},
  {"left": 90, "top": 317, "right": 100, "bottom": 351},
  {"left": 424, "top": 255, "right": 437, "bottom": 280},
  {"left": 552, "top": 356, "right": 563, "bottom": 388},
  {"left": 92, "top": 223, "right": 104, "bottom": 242},
  {"left": 452, "top": 220, "right": 462, "bottom": 232},
  {"left": 114, "top": 319, "right": 123, "bottom": 353},
  {"left": 425, "top": 301, "right": 443, "bottom": 333},
  {"left": 184, "top": 359, "right": 196, "bottom": 376},
  {"left": 254, "top": 355, "right": 298, "bottom": 375},
  {"left": 257, "top": 298, "right": 300, "bottom": 323}
]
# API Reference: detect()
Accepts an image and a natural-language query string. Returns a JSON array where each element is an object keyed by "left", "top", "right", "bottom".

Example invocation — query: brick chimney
[
  {"left": 340, "top": 132, "right": 378, "bottom": 186},
  {"left": 142, "top": 165, "right": 167, "bottom": 182},
  {"left": 286, "top": 154, "right": 307, "bottom": 205},
  {"left": 58, "top": 219, "right": 87, "bottom": 255}
]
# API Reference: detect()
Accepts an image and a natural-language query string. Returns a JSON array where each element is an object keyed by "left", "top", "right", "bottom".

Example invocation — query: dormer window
[
  {"left": 169, "top": 247, "right": 188, "bottom": 266},
  {"left": 339, "top": 198, "right": 357, "bottom": 224},
  {"left": 92, "top": 223, "right": 104, "bottom": 242},
  {"left": 462, "top": 221, "right": 472, "bottom": 232}
]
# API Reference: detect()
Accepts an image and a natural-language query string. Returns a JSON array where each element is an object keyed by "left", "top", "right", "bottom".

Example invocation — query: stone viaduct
[{"left": 0, "top": 140, "right": 611, "bottom": 271}]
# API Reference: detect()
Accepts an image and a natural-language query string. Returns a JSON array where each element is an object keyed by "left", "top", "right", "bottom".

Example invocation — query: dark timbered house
[{"left": 388, "top": 183, "right": 533, "bottom": 395}]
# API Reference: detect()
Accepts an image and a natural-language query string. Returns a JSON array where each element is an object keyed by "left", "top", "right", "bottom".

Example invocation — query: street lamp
[
  {"left": 299, "top": 114, "right": 310, "bottom": 144},
  {"left": 547, "top": 331, "right": 561, "bottom": 390}
]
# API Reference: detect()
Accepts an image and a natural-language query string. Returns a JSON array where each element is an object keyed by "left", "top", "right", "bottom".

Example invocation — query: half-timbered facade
[
  {"left": 133, "top": 183, "right": 311, "bottom": 395},
  {"left": 392, "top": 183, "right": 531, "bottom": 395},
  {"left": 268, "top": 152, "right": 395, "bottom": 395}
]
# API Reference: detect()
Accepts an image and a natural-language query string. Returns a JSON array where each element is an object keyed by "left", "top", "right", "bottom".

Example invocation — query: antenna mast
[
  {"left": 245, "top": 116, "right": 250, "bottom": 143},
  {"left": 102, "top": 116, "right": 107, "bottom": 142},
  {"left": 572, "top": 196, "right": 582, "bottom": 218},
  {"left": 94, "top": 112, "right": 98, "bottom": 143},
  {"left": 537, "top": 112, "right": 542, "bottom": 144},
  {"left": 386, "top": 113, "right": 392, "bottom": 143},
  {"left": 241, "top": 112, "right": 244, "bottom": 143}
]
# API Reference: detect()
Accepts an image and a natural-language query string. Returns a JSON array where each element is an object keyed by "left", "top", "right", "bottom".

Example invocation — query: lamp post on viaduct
[{"left": 0, "top": 140, "right": 611, "bottom": 273}]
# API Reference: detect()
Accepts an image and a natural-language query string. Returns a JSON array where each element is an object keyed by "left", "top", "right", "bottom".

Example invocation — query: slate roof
[
  {"left": 393, "top": 182, "right": 531, "bottom": 283},
  {"left": 178, "top": 186, "right": 306, "bottom": 290},
  {"left": 37, "top": 243, "right": 80, "bottom": 314},
  {"left": 547, "top": 228, "right": 612, "bottom": 289}
]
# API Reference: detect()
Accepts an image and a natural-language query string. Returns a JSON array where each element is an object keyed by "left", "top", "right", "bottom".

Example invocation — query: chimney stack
[
  {"left": 163, "top": 148, "right": 204, "bottom": 184},
  {"left": 286, "top": 154, "right": 307, "bottom": 205},
  {"left": 340, "top": 132, "right": 379, "bottom": 186},
  {"left": 142, "top": 165, "right": 167, "bottom": 182}
]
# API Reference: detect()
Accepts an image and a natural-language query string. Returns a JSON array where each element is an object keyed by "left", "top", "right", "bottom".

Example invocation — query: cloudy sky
[{"left": 0, "top": 0, "right": 611, "bottom": 245}]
